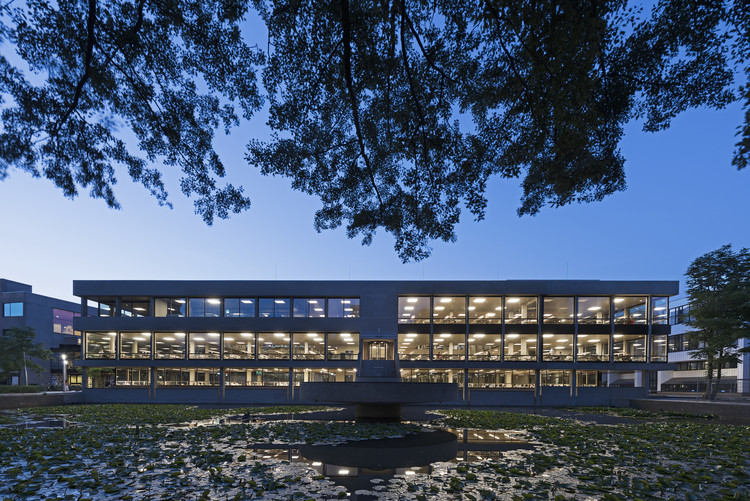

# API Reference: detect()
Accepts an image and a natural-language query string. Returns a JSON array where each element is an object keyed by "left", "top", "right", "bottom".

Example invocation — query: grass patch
[
  {"left": 0, "top": 385, "right": 47, "bottom": 394},
  {"left": 17, "top": 404, "right": 328, "bottom": 426},
  {"left": 565, "top": 406, "right": 718, "bottom": 420},
  {"left": 435, "top": 409, "right": 750, "bottom": 499}
]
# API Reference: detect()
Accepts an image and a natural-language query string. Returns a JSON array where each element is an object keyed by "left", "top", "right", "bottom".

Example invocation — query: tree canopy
[
  {"left": 0, "top": 327, "right": 53, "bottom": 385},
  {"left": 1, "top": 1, "right": 748, "bottom": 260},
  {"left": 685, "top": 244, "right": 750, "bottom": 400}
]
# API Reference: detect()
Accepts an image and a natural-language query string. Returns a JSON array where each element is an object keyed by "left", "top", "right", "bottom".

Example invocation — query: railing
[{"left": 658, "top": 378, "right": 750, "bottom": 398}]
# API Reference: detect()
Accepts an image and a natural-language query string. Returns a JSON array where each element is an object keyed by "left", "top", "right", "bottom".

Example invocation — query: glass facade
[
  {"left": 3, "top": 302, "right": 23, "bottom": 317},
  {"left": 398, "top": 296, "right": 430, "bottom": 323},
  {"left": 504, "top": 333, "right": 536, "bottom": 361},
  {"left": 398, "top": 333, "right": 430, "bottom": 360},
  {"left": 189, "top": 298, "right": 221, "bottom": 318},
  {"left": 505, "top": 297, "right": 537, "bottom": 324},
  {"left": 542, "top": 333, "right": 574, "bottom": 361},
  {"left": 292, "top": 332, "right": 325, "bottom": 360},
  {"left": 651, "top": 297, "right": 668, "bottom": 324},
  {"left": 259, "top": 298, "right": 290, "bottom": 318},
  {"left": 543, "top": 297, "right": 574, "bottom": 324},
  {"left": 577, "top": 334, "right": 609, "bottom": 361},
  {"left": 577, "top": 297, "right": 610, "bottom": 324},
  {"left": 224, "top": 298, "right": 255, "bottom": 317},
  {"left": 432, "top": 331, "right": 465, "bottom": 360},
  {"left": 121, "top": 300, "right": 150, "bottom": 317},
  {"left": 154, "top": 298, "right": 186, "bottom": 317},
  {"left": 78, "top": 284, "right": 673, "bottom": 398},
  {"left": 154, "top": 332, "right": 186, "bottom": 359},
  {"left": 224, "top": 332, "right": 255, "bottom": 359},
  {"left": 157, "top": 368, "right": 220, "bottom": 386},
  {"left": 53, "top": 308, "right": 78, "bottom": 334},
  {"left": 327, "top": 298, "right": 360, "bottom": 318},
  {"left": 188, "top": 332, "right": 221, "bottom": 359},
  {"left": 614, "top": 297, "right": 647, "bottom": 324},
  {"left": 613, "top": 333, "right": 646, "bottom": 361},
  {"left": 468, "top": 333, "right": 500, "bottom": 360},
  {"left": 258, "top": 332, "right": 290, "bottom": 359},
  {"left": 293, "top": 368, "right": 356, "bottom": 385},
  {"left": 433, "top": 297, "right": 465, "bottom": 323},
  {"left": 469, "top": 297, "right": 502, "bottom": 324},
  {"left": 120, "top": 332, "right": 151, "bottom": 359},
  {"left": 327, "top": 332, "right": 359, "bottom": 360},
  {"left": 85, "top": 332, "right": 117, "bottom": 359}
]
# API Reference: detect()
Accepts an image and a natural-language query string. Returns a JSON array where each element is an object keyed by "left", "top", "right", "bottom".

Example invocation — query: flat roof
[{"left": 74, "top": 279, "right": 679, "bottom": 297}]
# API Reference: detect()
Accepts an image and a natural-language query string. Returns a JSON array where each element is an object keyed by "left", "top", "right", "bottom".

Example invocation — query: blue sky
[{"left": 1, "top": 97, "right": 747, "bottom": 303}]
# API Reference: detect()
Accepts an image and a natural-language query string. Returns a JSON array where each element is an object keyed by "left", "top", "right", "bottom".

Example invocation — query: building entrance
[{"left": 364, "top": 340, "right": 393, "bottom": 360}]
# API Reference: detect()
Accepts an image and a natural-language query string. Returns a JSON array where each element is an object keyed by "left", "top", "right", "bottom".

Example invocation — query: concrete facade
[
  {"left": 74, "top": 279, "right": 678, "bottom": 406},
  {"left": 0, "top": 279, "right": 87, "bottom": 387}
]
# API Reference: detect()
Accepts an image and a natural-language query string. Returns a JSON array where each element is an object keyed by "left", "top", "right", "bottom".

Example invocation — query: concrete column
[
  {"left": 570, "top": 370, "right": 577, "bottom": 397},
  {"left": 737, "top": 338, "right": 750, "bottom": 394}
]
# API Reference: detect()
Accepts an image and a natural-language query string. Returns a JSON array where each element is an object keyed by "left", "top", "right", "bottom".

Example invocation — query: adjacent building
[
  {"left": 0, "top": 279, "right": 84, "bottom": 387},
  {"left": 659, "top": 298, "right": 750, "bottom": 394},
  {"left": 75, "top": 279, "right": 677, "bottom": 406}
]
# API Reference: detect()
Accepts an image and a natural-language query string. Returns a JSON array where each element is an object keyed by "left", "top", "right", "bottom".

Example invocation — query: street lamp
[{"left": 61, "top": 354, "right": 67, "bottom": 392}]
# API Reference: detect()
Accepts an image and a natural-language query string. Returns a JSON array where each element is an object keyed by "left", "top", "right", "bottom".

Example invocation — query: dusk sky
[
  {"left": 1, "top": 10, "right": 748, "bottom": 304},
  {"left": 2, "top": 100, "right": 747, "bottom": 304}
]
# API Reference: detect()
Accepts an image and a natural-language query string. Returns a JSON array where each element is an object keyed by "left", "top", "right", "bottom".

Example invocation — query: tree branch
[
  {"left": 51, "top": 0, "right": 97, "bottom": 137},
  {"left": 484, "top": 1, "right": 538, "bottom": 119},
  {"left": 402, "top": 7, "right": 456, "bottom": 85},
  {"left": 340, "top": 0, "right": 383, "bottom": 207},
  {"left": 400, "top": 0, "right": 430, "bottom": 180}
]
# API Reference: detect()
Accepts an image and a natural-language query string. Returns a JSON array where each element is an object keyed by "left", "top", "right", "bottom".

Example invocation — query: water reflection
[{"left": 243, "top": 427, "right": 533, "bottom": 500}]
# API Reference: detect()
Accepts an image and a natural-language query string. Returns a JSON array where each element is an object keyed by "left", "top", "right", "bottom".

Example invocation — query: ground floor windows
[
  {"left": 468, "top": 369, "right": 535, "bottom": 388},
  {"left": 292, "top": 368, "right": 356, "bottom": 385},
  {"left": 86, "top": 368, "right": 149, "bottom": 388},
  {"left": 225, "top": 368, "right": 288, "bottom": 386},
  {"left": 400, "top": 369, "right": 465, "bottom": 385},
  {"left": 157, "top": 368, "right": 220, "bottom": 386}
]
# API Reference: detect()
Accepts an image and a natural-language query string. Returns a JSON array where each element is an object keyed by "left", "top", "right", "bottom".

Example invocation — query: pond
[{"left": 0, "top": 405, "right": 748, "bottom": 500}]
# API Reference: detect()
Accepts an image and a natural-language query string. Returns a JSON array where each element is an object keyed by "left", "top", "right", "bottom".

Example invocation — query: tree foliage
[
  {"left": 1, "top": 1, "right": 749, "bottom": 260},
  {"left": 0, "top": 0, "right": 263, "bottom": 224},
  {"left": 0, "top": 327, "right": 53, "bottom": 385},
  {"left": 685, "top": 244, "right": 750, "bottom": 400}
]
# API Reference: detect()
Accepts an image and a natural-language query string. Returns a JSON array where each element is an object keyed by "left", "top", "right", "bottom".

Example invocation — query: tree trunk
[
  {"left": 704, "top": 358, "right": 714, "bottom": 400},
  {"left": 711, "top": 364, "right": 723, "bottom": 400}
]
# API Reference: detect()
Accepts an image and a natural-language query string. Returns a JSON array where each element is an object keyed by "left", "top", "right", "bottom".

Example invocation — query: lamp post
[{"left": 61, "top": 354, "right": 67, "bottom": 392}]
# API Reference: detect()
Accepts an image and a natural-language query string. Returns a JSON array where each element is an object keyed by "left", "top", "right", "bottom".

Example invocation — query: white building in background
[{"left": 659, "top": 298, "right": 750, "bottom": 395}]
